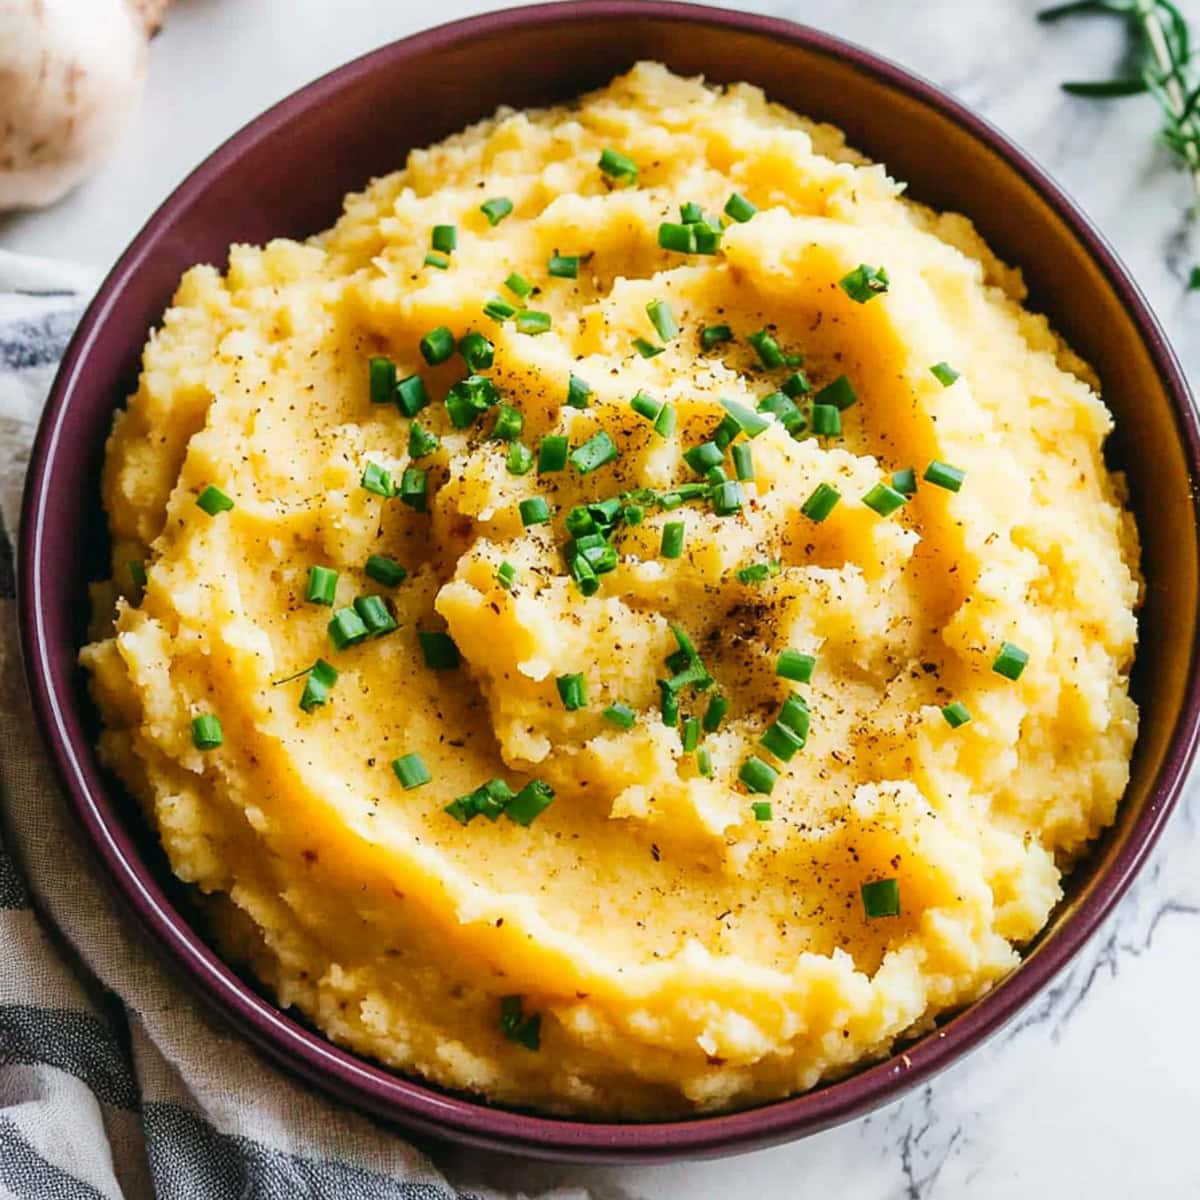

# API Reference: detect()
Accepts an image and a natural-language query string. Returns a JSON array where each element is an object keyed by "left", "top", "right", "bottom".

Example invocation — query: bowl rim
[{"left": 17, "top": 0, "right": 1200, "bottom": 1162}]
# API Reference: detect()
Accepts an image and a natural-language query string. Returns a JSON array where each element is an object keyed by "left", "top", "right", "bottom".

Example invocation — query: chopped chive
[
  {"left": 570, "top": 431, "right": 619, "bottom": 474},
  {"left": 710, "top": 480, "right": 744, "bottom": 516},
  {"left": 623, "top": 503, "right": 645, "bottom": 525},
  {"left": 752, "top": 801, "right": 773, "bottom": 821},
  {"left": 499, "top": 994, "right": 542, "bottom": 1048},
  {"left": 538, "top": 435, "right": 569, "bottom": 473},
  {"left": 548, "top": 254, "right": 579, "bottom": 278},
  {"left": 839, "top": 263, "right": 890, "bottom": 303},
  {"left": 360, "top": 462, "right": 394, "bottom": 497},
  {"left": 659, "top": 491, "right": 684, "bottom": 510},
  {"left": 506, "top": 441, "right": 534, "bottom": 476},
  {"left": 701, "top": 693, "right": 728, "bottom": 733},
  {"left": 757, "top": 391, "right": 805, "bottom": 434},
  {"left": 776, "top": 649, "right": 815, "bottom": 683},
  {"left": 815, "top": 374, "right": 857, "bottom": 410},
  {"left": 418, "top": 630, "right": 460, "bottom": 669},
  {"left": 697, "top": 746, "right": 714, "bottom": 777},
  {"left": 556, "top": 673, "right": 587, "bottom": 711},
  {"left": 196, "top": 485, "right": 234, "bottom": 516},
  {"left": 646, "top": 299, "right": 679, "bottom": 341},
  {"left": 701, "top": 324, "right": 733, "bottom": 351},
  {"left": 661, "top": 521, "right": 685, "bottom": 559},
  {"left": 681, "top": 717, "right": 701, "bottom": 752},
  {"left": 658, "top": 222, "right": 698, "bottom": 253},
  {"left": 365, "top": 554, "right": 406, "bottom": 587},
  {"left": 693, "top": 223, "right": 723, "bottom": 254},
  {"left": 306, "top": 565, "right": 338, "bottom": 606},
  {"left": 706, "top": 465, "right": 728, "bottom": 486},
  {"left": 129, "top": 559, "right": 148, "bottom": 588},
  {"left": 516, "top": 310, "right": 551, "bottom": 335},
  {"left": 732, "top": 443, "right": 755, "bottom": 481},
  {"left": 480, "top": 196, "right": 514, "bottom": 226},
  {"left": 496, "top": 560, "right": 516, "bottom": 590},
  {"left": 458, "top": 331, "right": 494, "bottom": 371},
  {"left": 408, "top": 421, "right": 440, "bottom": 458},
  {"left": 506, "top": 780, "right": 555, "bottom": 827},
  {"left": 680, "top": 201, "right": 704, "bottom": 224},
  {"left": 739, "top": 755, "right": 778, "bottom": 795},
  {"left": 369, "top": 356, "right": 397, "bottom": 403},
  {"left": 598, "top": 147, "right": 638, "bottom": 185},
  {"left": 505, "top": 272, "right": 534, "bottom": 299},
  {"left": 862, "top": 878, "right": 900, "bottom": 919},
  {"left": 801, "top": 482, "right": 840, "bottom": 522},
  {"left": 992, "top": 641, "right": 1030, "bottom": 680},
  {"left": 328, "top": 606, "right": 369, "bottom": 650},
  {"left": 659, "top": 682, "right": 680, "bottom": 726},
  {"left": 432, "top": 224, "right": 457, "bottom": 253},
  {"left": 810, "top": 404, "right": 841, "bottom": 437},
  {"left": 632, "top": 337, "right": 664, "bottom": 359},
  {"left": 942, "top": 701, "right": 972, "bottom": 728},
  {"left": 630, "top": 390, "right": 661, "bottom": 422},
  {"left": 392, "top": 753, "right": 431, "bottom": 790},
  {"left": 424, "top": 252, "right": 450, "bottom": 270},
  {"left": 604, "top": 702, "right": 637, "bottom": 729},
  {"left": 491, "top": 405, "right": 524, "bottom": 442},
  {"left": 684, "top": 441, "right": 724, "bottom": 475},
  {"left": 760, "top": 720, "right": 804, "bottom": 762},
  {"left": 398, "top": 467, "right": 427, "bottom": 511},
  {"left": 418, "top": 325, "right": 455, "bottom": 365},
  {"left": 519, "top": 496, "right": 551, "bottom": 526},
  {"left": 892, "top": 467, "right": 918, "bottom": 496},
  {"left": 570, "top": 553, "right": 599, "bottom": 596},
  {"left": 445, "top": 374, "right": 499, "bottom": 428},
  {"left": 748, "top": 329, "right": 785, "bottom": 369},
  {"left": 930, "top": 361, "right": 960, "bottom": 386},
  {"left": 566, "top": 374, "right": 592, "bottom": 409},
  {"left": 483, "top": 297, "right": 517, "bottom": 321},
  {"left": 736, "top": 563, "right": 770, "bottom": 585},
  {"left": 724, "top": 192, "right": 757, "bottom": 222},
  {"left": 777, "top": 693, "right": 810, "bottom": 745},
  {"left": 863, "top": 482, "right": 907, "bottom": 517},
  {"left": 720, "top": 397, "right": 771, "bottom": 439},
  {"left": 191, "top": 713, "right": 223, "bottom": 750},
  {"left": 782, "top": 370, "right": 810, "bottom": 397},
  {"left": 354, "top": 594, "right": 397, "bottom": 636},
  {"left": 395, "top": 374, "right": 430, "bottom": 416},
  {"left": 712, "top": 415, "right": 740, "bottom": 451},
  {"left": 654, "top": 403, "right": 676, "bottom": 437},
  {"left": 299, "top": 658, "right": 338, "bottom": 713},
  {"left": 924, "top": 460, "right": 966, "bottom": 492}
]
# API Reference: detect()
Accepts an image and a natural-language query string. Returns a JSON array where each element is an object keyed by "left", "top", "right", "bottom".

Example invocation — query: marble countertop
[{"left": 5, "top": 0, "right": 1198, "bottom": 1196}]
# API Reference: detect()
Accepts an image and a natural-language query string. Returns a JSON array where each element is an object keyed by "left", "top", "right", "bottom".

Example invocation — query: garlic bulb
[{"left": 0, "top": 0, "right": 167, "bottom": 212}]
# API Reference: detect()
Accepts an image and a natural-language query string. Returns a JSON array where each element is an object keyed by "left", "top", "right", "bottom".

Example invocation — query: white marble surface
[{"left": 5, "top": 0, "right": 1200, "bottom": 1196}]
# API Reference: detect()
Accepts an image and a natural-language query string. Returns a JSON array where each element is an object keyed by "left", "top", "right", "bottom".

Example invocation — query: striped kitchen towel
[{"left": 0, "top": 250, "right": 585, "bottom": 1200}]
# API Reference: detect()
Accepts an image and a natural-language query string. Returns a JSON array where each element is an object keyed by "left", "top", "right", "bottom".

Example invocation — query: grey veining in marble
[{"left": 3, "top": 1, "right": 1198, "bottom": 1196}]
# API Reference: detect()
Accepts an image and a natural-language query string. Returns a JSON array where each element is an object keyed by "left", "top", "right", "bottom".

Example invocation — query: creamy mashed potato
[{"left": 81, "top": 63, "right": 1140, "bottom": 1117}]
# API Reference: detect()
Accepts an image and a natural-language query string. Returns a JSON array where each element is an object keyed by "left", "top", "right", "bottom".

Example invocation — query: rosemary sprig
[{"left": 1040, "top": 0, "right": 1200, "bottom": 281}]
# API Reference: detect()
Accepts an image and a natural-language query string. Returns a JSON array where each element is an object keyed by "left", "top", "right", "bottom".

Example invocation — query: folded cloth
[{"left": 0, "top": 251, "right": 583, "bottom": 1200}]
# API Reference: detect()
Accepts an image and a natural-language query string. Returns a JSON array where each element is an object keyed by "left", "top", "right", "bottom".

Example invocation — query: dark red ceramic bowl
[{"left": 18, "top": 0, "right": 1200, "bottom": 1163}]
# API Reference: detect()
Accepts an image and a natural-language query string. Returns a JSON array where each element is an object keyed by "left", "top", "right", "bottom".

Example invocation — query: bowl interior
[{"left": 21, "top": 1, "right": 1198, "bottom": 1162}]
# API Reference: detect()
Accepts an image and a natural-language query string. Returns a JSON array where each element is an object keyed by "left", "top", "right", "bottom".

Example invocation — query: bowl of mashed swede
[{"left": 20, "top": 1, "right": 1200, "bottom": 1162}]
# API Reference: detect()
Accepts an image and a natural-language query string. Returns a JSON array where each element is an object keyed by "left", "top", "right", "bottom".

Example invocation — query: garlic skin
[{"left": 0, "top": 0, "right": 151, "bottom": 212}]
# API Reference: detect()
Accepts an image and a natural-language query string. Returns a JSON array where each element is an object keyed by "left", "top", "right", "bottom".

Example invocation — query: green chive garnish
[
  {"left": 892, "top": 467, "right": 917, "bottom": 496},
  {"left": 445, "top": 374, "right": 499, "bottom": 428},
  {"left": 710, "top": 480, "right": 744, "bottom": 516},
  {"left": 930, "top": 361, "right": 960, "bottom": 387},
  {"left": 506, "top": 780, "right": 555, "bottom": 827},
  {"left": 505, "top": 272, "right": 534, "bottom": 299},
  {"left": 604, "top": 702, "right": 637, "bottom": 729},
  {"left": 724, "top": 192, "right": 757, "bottom": 222},
  {"left": 810, "top": 404, "right": 841, "bottom": 437},
  {"left": 776, "top": 650, "right": 815, "bottom": 683},
  {"left": 392, "top": 753, "right": 432, "bottom": 790},
  {"left": 328, "top": 606, "right": 369, "bottom": 650},
  {"left": 570, "top": 554, "right": 599, "bottom": 596},
  {"left": 196, "top": 485, "right": 234, "bottom": 516},
  {"left": 862, "top": 482, "right": 907, "bottom": 517},
  {"left": 483, "top": 297, "right": 517, "bottom": 321},
  {"left": 569, "top": 431, "right": 619, "bottom": 474},
  {"left": 736, "top": 563, "right": 771, "bottom": 585},
  {"left": 661, "top": 521, "right": 685, "bottom": 559},
  {"left": 419, "top": 325, "right": 455, "bottom": 365},
  {"left": 353, "top": 594, "right": 397, "bottom": 636},
  {"left": 516, "top": 310, "right": 551, "bottom": 335},
  {"left": 681, "top": 717, "right": 701, "bottom": 752},
  {"left": 191, "top": 714, "right": 223, "bottom": 750},
  {"left": 360, "top": 463, "right": 394, "bottom": 498},
  {"left": 424, "top": 252, "right": 450, "bottom": 270},
  {"left": 548, "top": 254, "right": 579, "bottom": 278},
  {"left": 752, "top": 801, "right": 773, "bottom": 821},
  {"left": 697, "top": 746, "right": 714, "bottom": 777},
  {"left": 701, "top": 324, "right": 733, "bottom": 351},
  {"left": 403, "top": 422, "right": 437, "bottom": 461},
  {"left": 739, "top": 755, "right": 778, "bottom": 794},
  {"left": 398, "top": 467, "right": 427, "bottom": 511},
  {"left": 839, "top": 263, "right": 890, "bottom": 303},
  {"left": 418, "top": 630, "right": 460, "bottom": 669},
  {"left": 396, "top": 374, "right": 430, "bottom": 417},
  {"left": 659, "top": 683, "right": 679, "bottom": 726},
  {"left": 306, "top": 565, "right": 338, "bottom": 606},
  {"left": 748, "top": 328, "right": 784, "bottom": 369},
  {"left": 684, "top": 441, "right": 724, "bottom": 475},
  {"left": 556, "top": 673, "right": 587, "bottom": 711},
  {"left": 299, "top": 658, "right": 338, "bottom": 712},
  {"left": 782, "top": 370, "right": 810, "bottom": 397},
  {"left": 815, "top": 374, "right": 857, "bottom": 410},
  {"left": 646, "top": 299, "right": 679, "bottom": 342},
  {"left": 598, "top": 147, "right": 638, "bottom": 185},
  {"left": 659, "top": 222, "right": 697, "bottom": 253},
  {"left": 491, "top": 405, "right": 524, "bottom": 442},
  {"left": 942, "top": 701, "right": 972, "bottom": 728},
  {"left": 632, "top": 337, "right": 664, "bottom": 359},
  {"left": 801, "top": 482, "right": 840, "bottom": 522},
  {"left": 458, "top": 331, "right": 494, "bottom": 371},
  {"left": 732, "top": 443, "right": 755, "bottom": 481},
  {"left": 862, "top": 878, "right": 900, "bottom": 919},
  {"left": 496, "top": 561, "right": 516, "bottom": 590},
  {"left": 924, "top": 460, "right": 965, "bottom": 492},
  {"left": 758, "top": 391, "right": 805, "bottom": 434},
  {"left": 720, "top": 397, "right": 771, "bottom": 439},
  {"left": 499, "top": 995, "right": 541, "bottom": 1048},
  {"left": 365, "top": 555, "right": 406, "bottom": 587},
  {"left": 992, "top": 641, "right": 1029, "bottom": 680},
  {"left": 480, "top": 196, "right": 514, "bottom": 226},
  {"left": 760, "top": 720, "right": 804, "bottom": 761},
  {"left": 519, "top": 497, "right": 551, "bottom": 526},
  {"left": 566, "top": 374, "right": 592, "bottom": 409},
  {"left": 369, "top": 356, "right": 397, "bottom": 403},
  {"left": 538, "top": 435, "right": 568, "bottom": 473},
  {"left": 777, "top": 694, "right": 810, "bottom": 745},
  {"left": 506, "top": 441, "right": 534, "bottom": 475},
  {"left": 432, "top": 224, "right": 457, "bottom": 253}
]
